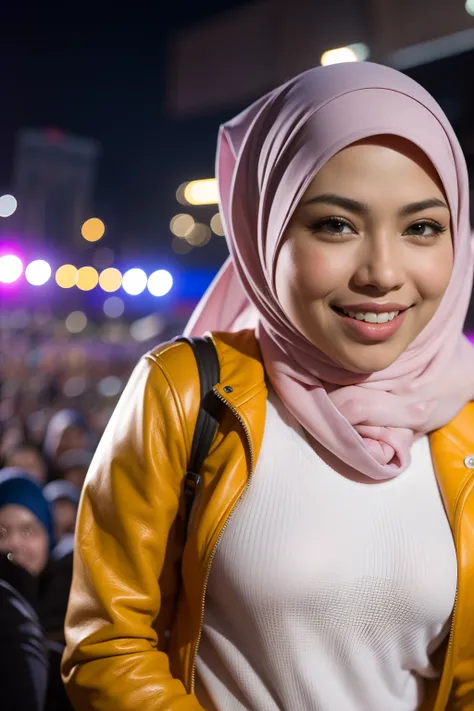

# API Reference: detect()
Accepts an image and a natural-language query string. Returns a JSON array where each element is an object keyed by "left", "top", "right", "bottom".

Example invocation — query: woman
[
  {"left": 43, "top": 479, "right": 80, "bottom": 543},
  {"left": 43, "top": 409, "right": 92, "bottom": 478},
  {"left": 0, "top": 468, "right": 53, "bottom": 576},
  {"left": 62, "top": 62, "right": 474, "bottom": 710},
  {"left": 0, "top": 469, "right": 54, "bottom": 711}
]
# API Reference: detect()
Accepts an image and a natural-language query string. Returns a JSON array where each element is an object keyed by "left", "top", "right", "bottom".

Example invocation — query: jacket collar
[{"left": 211, "top": 330, "right": 474, "bottom": 509}]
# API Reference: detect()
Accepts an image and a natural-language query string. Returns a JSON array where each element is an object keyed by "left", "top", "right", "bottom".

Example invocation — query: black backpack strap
[{"left": 175, "top": 336, "right": 220, "bottom": 536}]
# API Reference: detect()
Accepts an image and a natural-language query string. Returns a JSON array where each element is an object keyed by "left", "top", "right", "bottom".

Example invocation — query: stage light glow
[
  {"left": 210, "top": 212, "right": 225, "bottom": 236},
  {"left": 172, "top": 236, "right": 193, "bottom": 254},
  {"left": 0, "top": 195, "right": 18, "bottom": 218},
  {"left": 103, "top": 296, "right": 125, "bottom": 318},
  {"left": 99, "top": 267, "right": 122, "bottom": 292},
  {"left": 56, "top": 264, "right": 77, "bottom": 289},
  {"left": 122, "top": 268, "right": 147, "bottom": 295},
  {"left": 183, "top": 179, "right": 218, "bottom": 205},
  {"left": 170, "top": 214, "right": 194, "bottom": 237},
  {"left": 321, "top": 43, "right": 369, "bottom": 66},
  {"left": 186, "top": 223, "right": 211, "bottom": 247},
  {"left": 25, "top": 259, "right": 52, "bottom": 286},
  {"left": 76, "top": 266, "right": 99, "bottom": 291},
  {"left": 81, "top": 217, "right": 105, "bottom": 242},
  {"left": 148, "top": 269, "right": 173, "bottom": 297},
  {"left": 0, "top": 255, "right": 23, "bottom": 283},
  {"left": 65, "top": 311, "right": 87, "bottom": 334},
  {"left": 321, "top": 46, "right": 358, "bottom": 66}
]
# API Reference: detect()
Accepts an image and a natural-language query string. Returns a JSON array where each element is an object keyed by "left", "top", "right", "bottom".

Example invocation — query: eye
[
  {"left": 403, "top": 220, "right": 446, "bottom": 238},
  {"left": 309, "top": 217, "right": 356, "bottom": 236}
]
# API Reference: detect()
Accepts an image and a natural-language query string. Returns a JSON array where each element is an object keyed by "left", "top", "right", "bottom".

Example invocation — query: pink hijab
[{"left": 185, "top": 61, "right": 474, "bottom": 481}]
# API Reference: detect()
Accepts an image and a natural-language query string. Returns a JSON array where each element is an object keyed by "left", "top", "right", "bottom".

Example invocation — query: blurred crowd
[{"left": 0, "top": 311, "right": 152, "bottom": 711}]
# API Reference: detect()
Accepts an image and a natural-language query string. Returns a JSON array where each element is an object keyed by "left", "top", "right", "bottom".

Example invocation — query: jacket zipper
[{"left": 189, "top": 387, "right": 255, "bottom": 694}]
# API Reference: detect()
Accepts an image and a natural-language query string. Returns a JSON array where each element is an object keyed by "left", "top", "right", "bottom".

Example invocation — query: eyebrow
[{"left": 302, "top": 193, "right": 449, "bottom": 216}]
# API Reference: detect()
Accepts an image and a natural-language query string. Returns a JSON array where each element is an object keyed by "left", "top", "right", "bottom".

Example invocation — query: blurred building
[
  {"left": 12, "top": 128, "right": 100, "bottom": 248},
  {"left": 166, "top": 0, "right": 474, "bottom": 116}
]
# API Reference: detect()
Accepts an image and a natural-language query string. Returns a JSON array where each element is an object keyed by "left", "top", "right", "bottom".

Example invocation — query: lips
[{"left": 332, "top": 304, "right": 411, "bottom": 342}]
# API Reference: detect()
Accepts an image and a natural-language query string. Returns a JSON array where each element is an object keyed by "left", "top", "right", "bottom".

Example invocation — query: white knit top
[{"left": 195, "top": 389, "right": 457, "bottom": 711}]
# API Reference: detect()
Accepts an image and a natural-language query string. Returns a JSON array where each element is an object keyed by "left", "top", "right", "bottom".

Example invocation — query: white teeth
[{"left": 341, "top": 309, "right": 399, "bottom": 323}]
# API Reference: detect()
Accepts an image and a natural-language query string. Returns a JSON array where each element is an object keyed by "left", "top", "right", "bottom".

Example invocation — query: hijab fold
[{"left": 185, "top": 62, "right": 474, "bottom": 480}]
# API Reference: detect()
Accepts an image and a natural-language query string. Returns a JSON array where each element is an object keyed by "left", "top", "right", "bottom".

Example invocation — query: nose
[{"left": 352, "top": 232, "right": 405, "bottom": 293}]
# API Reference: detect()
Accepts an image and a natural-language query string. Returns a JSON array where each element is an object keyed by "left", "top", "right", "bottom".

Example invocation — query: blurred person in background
[
  {"left": 63, "top": 63, "right": 474, "bottom": 711},
  {"left": 44, "top": 480, "right": 80, "bottom": 543},
  {"left": 0, "top": 468, "right": 74, "bottom": 711},
  {"left": 43, "top": 409, "right": 92, "bottom": 477},
  {"left": 0, "top": 550, "right": 48, "bottom": 711},
  {"left": 0, "top": 469, "right": 54, "bottom": 711},
  {"left": 4, "top": 442, "right": 48, "bottom": 486},
  {"left": 0, "top": 469, "right": 52, "bottom": 577},
  {"left": 56, "top": 449, "right": 93, "bottom": 492}
]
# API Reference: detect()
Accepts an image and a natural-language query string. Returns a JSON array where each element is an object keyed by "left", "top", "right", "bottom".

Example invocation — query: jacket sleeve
[
  {"left": 0, "top": 578, "right": 48, "bottom": 711},
  {"left": 62, "top": 352, "right": 205, "bottom": 711}
]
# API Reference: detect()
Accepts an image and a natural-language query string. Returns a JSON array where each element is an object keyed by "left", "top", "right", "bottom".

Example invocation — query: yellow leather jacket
[{"left": 63, "top": 330, "right": 474, "bottom": 711}]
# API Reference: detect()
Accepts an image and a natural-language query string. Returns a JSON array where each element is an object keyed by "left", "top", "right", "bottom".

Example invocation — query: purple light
[
  {"left": 0, "top": 254, "right": 23, "bottom": 284},
  {"left": 25, "top": 259, "right": 52, "bottom": 286}
]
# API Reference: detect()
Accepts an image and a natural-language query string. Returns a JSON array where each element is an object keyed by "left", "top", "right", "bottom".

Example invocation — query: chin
[{"left": 338, "top": 347, "right": 403, "bottom": 375}]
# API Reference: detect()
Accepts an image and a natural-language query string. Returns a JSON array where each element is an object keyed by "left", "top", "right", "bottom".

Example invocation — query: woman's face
[
  {"left": 0, "top": 504, "right": 49, "bottom": 576},
  {"left": 275, "top": 136, "right": 454, "bottom": 374},
  {"left": 57, "top": 426, "right": 88, "bottom": 458}
]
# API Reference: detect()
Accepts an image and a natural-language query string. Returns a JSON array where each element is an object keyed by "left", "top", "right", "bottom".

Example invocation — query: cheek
[
  {"left": 414, "top": 241, "right": 454, "bottom": 301},
  {"left": 29, "top": 535, "right": 49, "bottom": 566},
  {"left": 276, "top": 237, "right": 348, "bottom": 306}
]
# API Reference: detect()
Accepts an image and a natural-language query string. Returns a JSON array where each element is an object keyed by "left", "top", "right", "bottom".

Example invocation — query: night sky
[
  {"left": 0, "top": 1, "right": 247, "bottom": 268},
  {"left": 2, "top": 4, "right": 474, "bottom": 275}
]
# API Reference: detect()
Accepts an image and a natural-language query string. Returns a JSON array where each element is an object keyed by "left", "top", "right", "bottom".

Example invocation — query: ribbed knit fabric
[{"left": 195, "top": 390, "right": 457, "bottom": 711}]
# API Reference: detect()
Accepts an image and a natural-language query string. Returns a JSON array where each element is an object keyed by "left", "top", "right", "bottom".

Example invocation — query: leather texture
[{"left": 62, "top": 329, "right": 474, "bottom": 711}]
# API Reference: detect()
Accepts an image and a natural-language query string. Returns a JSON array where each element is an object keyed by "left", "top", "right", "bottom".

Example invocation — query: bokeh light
[
  {"left": 148, "top": 269, "right": 173, "bottom": 297},
  {"left": 172, "top": 237, "right": 193, "bottom": 255},
  {"left": 97, "top": 376, "right": 123, "bottom": 398},
  {"left": 0, "top": 195, "right": 18, "bottom": 218},
  {"left": 63, "top": 376, "right": 87, "bottom": 398},
  {"left": 65, "top": 311, "right": 87, "bottom": 334},
  {"left": 99, "top": 267, "right": 122, "bottom": 293},
  {"left": 130, "top": 314, "right": 165, "bottom": 342},
  {"left": 81, "top": 217, "right": 106, "bottom": 242},
  {"left": 210, "top": 213, "right": 225, "bottom": 236},
  {"left": 25, "top": 259, "right": 52, "bottom": 286},
  {"left": 186, "top": 223, "right": 212, "bottom": 247},
  {"left": 55, "top": 264, "right": 77, "bottom": 289},
  {"left": 103, "top": 296, "right": 125, "bottom": 318},
  {"left": 170, "top": 214, "right": 194, "bottom": 237},
  {"left": 321, "top": 44, "right": 368, "bottom": 66},
  {"left": 183, "top": 179, "right": 218, "bottom": 205},
  {"left": 466, "top": 0, "right": 474, "bottom": 15},
  {"left": 321, "top": 46, "right": 358, "bottom": 66},
  {"left": 0, "top": 255, "right": 23, "bottom": 283},
  {"left": 76, "top": 266, "right": 99, "bottom": 291},
  {"left": 122, "top": 268, "right": 147, "bottom": 295}
]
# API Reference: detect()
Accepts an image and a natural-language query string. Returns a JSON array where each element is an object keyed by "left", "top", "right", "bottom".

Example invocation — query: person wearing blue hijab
[
  {"left": 0, "top": 468, "right": 54, "bottom": 576},
  {"left": 44, "top": 479, "right": 80, "bottom": 544}
]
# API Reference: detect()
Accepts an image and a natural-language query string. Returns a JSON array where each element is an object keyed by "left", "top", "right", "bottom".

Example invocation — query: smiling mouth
[{"left": 331, "top": 305, "right": 411, "bottom": 324}]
